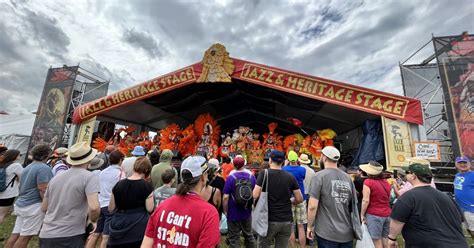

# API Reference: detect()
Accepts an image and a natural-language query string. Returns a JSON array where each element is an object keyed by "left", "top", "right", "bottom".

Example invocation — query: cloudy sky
[{"left": 0, "top": 0, "right": 472, "bottom": 114}]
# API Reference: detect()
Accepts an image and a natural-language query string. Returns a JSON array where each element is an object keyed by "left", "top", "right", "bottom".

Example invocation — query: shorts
[
  {"left": 39, "top": 233, "right": 86, "bottom": 248},
  {"left": 0, "top": 197, "right": 15, "bottom": 207},
  {"left": 366, "top": 214, "right": 390, "bottom": 239},
  {"left": 292, "top": 201, "right": 307, "bottom": 225},
  {"left": 463, "top": 211, "right": 474, "bottom": 231},
  {"left": 95, "top": 206, "right": 113, "bottom": 235},
  {"left": 12, "top": 203, "right": 45, "bottom": 236}
]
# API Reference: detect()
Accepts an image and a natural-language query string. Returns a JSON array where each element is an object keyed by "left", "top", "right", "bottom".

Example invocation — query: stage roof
[{"left": 73, "top": 44, "right": 423, "bottom": 135}]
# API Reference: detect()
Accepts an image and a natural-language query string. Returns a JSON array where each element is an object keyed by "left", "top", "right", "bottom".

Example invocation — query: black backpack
[{"left": 231, "top": 173, "right": 254, "bottom": 209}]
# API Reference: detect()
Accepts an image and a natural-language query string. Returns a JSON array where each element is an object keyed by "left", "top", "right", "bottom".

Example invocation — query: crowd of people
[{"left": 0, "top": 142, "right": 472, "bottom": 248}]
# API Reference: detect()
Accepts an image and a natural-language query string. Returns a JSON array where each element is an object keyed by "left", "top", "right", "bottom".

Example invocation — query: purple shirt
[{"left": 223, "top": 171, "right": 256, "bottom": 221}]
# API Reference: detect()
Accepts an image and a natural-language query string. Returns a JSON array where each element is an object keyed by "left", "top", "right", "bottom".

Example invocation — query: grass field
[{"left": 1, "top": 213, "right": 471, "bottom": 247}]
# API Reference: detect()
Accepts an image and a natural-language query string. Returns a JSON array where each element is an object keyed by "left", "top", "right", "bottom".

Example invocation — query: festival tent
[
  {"left": 0, "top": 114, "right": 36, "bottom": 160},
  {"left": 71, "top": 44, "right": 423, "bottom": 166}
]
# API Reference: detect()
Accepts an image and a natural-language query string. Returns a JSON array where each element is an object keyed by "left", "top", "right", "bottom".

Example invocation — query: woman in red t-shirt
[
  {"left": 141, "top": 156, "right": 220, "bottom": 248},
  {"left": 360, "top": 161, "right": 391, "bottom": 248}
]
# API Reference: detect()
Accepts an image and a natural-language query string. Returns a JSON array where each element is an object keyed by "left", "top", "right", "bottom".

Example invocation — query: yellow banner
[
  {"left": 382, "top": 116, "right": 413, "bottom": 170},
  {"left": 76, "top": 116, "right": 96, "bottom": 145}
]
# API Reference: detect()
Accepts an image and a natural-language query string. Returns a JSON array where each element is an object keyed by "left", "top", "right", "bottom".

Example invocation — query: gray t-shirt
[
  {"left": 15, "top": 161, "right": 53, "bottom": 208},
  {"left": 309, "top": 168, "right": 354, "bottom": 242},
  {"left": 154, "top": 185, "right": 176, "bottom": 206},
  {"left": 39, "top": 167, "right": 100, "bottom": 238}
]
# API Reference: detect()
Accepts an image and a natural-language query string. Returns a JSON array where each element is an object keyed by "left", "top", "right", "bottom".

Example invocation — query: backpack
[
  {"left": 0, "top": 163, "right": 16, "bottom": 193},
  {"left": 231, "top": 173, "right": 254, "bottom": 209}
]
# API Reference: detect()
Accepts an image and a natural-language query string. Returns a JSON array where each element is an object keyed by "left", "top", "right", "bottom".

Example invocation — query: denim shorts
[{"left": 366, "top": 214, "right": 390, "bottom": 239}]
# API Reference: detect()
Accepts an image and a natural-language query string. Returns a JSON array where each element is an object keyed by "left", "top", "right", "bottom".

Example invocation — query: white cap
[
  {"left": 321, "top": 146, "right": 340, "bottom": 161},
  {"left": 208, "top": 158, "right": 220, "bottom": 169},
  {"left": 181, "top": 156, "right": 208, "bottom": 180}
]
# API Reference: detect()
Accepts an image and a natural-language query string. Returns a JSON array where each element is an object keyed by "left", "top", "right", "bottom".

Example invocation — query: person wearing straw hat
[
  {"left": 39, "top": 142, "right": 100, "bottom": 247},
  {"left": 359, "top": 161, "right": 391, "bottom": 248},
  {"left": 298, "top": 153, "right": 316, "bottom": 202},
  {"left": 388, "top": 163, "right": 467, "bottom": 248},
  {"left": 141, "top": 156, "right": 220, "bottom": 247}
]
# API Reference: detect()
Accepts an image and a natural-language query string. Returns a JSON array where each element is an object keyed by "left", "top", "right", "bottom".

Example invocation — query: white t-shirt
[
  {"left": 121, "top": 157, "right": 137, "bottom": 178},
  {"left": 99, "top": 164, "right": 124, "bottom": 208},
  {"left": 0, "top": 162, "right": 24, "bottom": 199}
]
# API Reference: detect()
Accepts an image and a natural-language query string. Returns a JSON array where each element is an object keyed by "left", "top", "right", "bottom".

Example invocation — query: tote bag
[{"left": 251, "top": 169, "right": 268, "bottom": 237}]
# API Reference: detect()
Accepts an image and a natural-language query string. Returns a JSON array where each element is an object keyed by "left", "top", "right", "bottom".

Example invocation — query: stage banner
[
  {"left": 381, "top": 116, "right": 413, "bottom": 170},
  {"left": 76, "top": 116, "right": 97, "bottom": 145},
  {"left": 232, "top": 59, "right": 423, "bottom": 125},
  {"left": 28, "top": 66, "right": 78, "bottom": 151},
  {"left": 72, "top": 65, "right": 198, "bottom": 123},
  {"left": 433, "top": 33, "right": 474, "bottom": 158}
]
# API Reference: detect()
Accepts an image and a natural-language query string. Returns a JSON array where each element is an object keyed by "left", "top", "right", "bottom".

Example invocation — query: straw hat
[
  {"left": 298, "top": 154, "right": 311, "bottom": 165},
  {"left": 66, "top": 142, "right": 98, "bottom": 166},
  {"left": 88, "top": 157, "right": 104, "bottom": 170},
  {"left": 359, "top": 162, "right": 383, "bottom": 176}
]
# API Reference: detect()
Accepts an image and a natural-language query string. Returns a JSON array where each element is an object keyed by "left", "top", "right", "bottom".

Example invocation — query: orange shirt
[{"left": 221, "top": 163, "right": 234, "bottom": 181}]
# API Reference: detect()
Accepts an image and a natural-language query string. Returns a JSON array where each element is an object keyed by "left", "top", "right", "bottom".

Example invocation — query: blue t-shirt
[
  {"left": 283, "top": 164, "right": 306, "bottom": 199},
  {"left": 15, "top": 161, "right": 53, "bottom": 207},
  {"left": 454, "top": 171, "right": 474, "bottom": 212},
  {"left": 223, "top": 171, "right": 256, "bottom": 221}
]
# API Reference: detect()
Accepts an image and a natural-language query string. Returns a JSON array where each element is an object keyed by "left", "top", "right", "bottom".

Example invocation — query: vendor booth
[{"left": 71, "top": 44, "right": 423, "bottom": 171}]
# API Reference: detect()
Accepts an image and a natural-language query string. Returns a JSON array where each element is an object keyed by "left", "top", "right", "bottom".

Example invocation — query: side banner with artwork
[
  {"left": 434, "top": 34, "right": 474, "bottom": 158},
  {"left": 77, "top": 116, "right": 97, "bottom": 145},
  {"left": 382, "top": 116, "right": 413, "bottom": 170},
  {"left": 28, "top": 66, "right": 78, "bottom": 151}
]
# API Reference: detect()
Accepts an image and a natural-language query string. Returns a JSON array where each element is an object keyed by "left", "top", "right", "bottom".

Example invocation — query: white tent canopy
[{"left": 0, "top": 114, "right": 36, "bottom": 161}]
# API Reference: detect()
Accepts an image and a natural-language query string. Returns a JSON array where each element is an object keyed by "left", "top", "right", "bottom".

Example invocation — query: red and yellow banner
[
  {"left": 72, "top": 66, "right": 198, "bottom": 123},
  {"left": 73, "top": 57, "right": 423, "bottom": 125},
  {"left": 231, "top": 59, "right": 423, "bottom": 125}
]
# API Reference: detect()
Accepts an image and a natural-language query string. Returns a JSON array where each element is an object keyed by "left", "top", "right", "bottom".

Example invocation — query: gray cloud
[
  {"left": 123, "top": 28, "right": 163, "bottom": 58},
  {"left": 0, "top": 0, "right": 472, "bottom": 115},
  {"left": 21, "top": 8, "right": 70, "bottom": 60}
]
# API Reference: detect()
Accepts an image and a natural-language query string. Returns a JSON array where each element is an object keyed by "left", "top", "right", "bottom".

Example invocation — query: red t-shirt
[
  {"left": 145, "top": 193, "right": 220, "bottom": 247},
  {"left": 364, "top": 179, "right": 392, "bottom": 217}
]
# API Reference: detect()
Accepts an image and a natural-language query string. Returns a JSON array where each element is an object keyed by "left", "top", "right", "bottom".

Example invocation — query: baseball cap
[
  {"left": 401, "top": 163, "right": 432, "bottom": 177},
  {"left": 233, "top": 156, "right": 245, "bottom": 169},
  {"left": 321, "top": 146, "right": 340, "bottom": 161},
  {"left": 180, "top": 156, "right": 208, "bottom": 181},
  {"left": 208, "top": 158, "right": 220, "bottom": 169},
  {"left": 455, "top": 156, "right": 470, "bottom": 163},
  {"left": 270, "top": 150, "right": 285, "bottom": 164},
  {"left": 287, "top": 151, "right": 298, "bottom": 162}
]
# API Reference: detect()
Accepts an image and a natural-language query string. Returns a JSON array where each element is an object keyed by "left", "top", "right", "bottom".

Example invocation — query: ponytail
[{"left": 176, "top": 183, "right": 193, "bottom": 195}]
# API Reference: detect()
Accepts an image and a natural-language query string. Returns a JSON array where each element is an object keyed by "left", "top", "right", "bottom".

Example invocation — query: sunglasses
[{"left": 405, "top": 170, "right": 412, "bottom": 175}]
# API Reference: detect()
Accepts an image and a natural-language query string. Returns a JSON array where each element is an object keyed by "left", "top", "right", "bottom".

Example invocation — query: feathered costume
[{"left": 194, "top": 113, "right": 221, "bottom": 159}]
